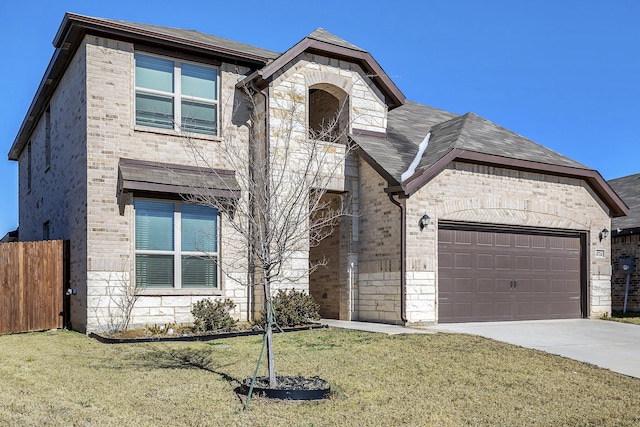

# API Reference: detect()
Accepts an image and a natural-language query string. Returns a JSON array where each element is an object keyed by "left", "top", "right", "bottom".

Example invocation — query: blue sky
[{"left": 1, "top": 0, "right": 639, "bottom": 235}]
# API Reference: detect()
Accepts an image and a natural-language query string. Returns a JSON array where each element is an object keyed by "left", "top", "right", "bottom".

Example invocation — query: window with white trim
[
  {"left": 135, "top": 200, "right": 219, "bottom": 288},
  {"left": 135, "top": 53, "right": 218, "bottom": 135}
]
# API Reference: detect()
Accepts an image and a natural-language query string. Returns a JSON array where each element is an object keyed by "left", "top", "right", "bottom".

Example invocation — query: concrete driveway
[{"left": 433, "top": 319, "right": 640, "bottom": 379}]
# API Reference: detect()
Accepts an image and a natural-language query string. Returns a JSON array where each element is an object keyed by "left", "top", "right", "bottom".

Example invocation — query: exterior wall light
[
  {"left": 599, "top": 228, "right": 609, "bottom": 242},
  {"left": 419, "top": 214, "right": 430, "bottom": 231}
]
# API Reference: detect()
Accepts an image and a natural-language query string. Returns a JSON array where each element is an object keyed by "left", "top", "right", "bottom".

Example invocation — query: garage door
[{"left": 438, "top": 227, "right": 583, "bottom": 323}]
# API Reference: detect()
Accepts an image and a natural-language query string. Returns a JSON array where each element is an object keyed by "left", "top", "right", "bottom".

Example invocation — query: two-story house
[{"left": 9, "top": 13, "right": 627, "bottom": 332}]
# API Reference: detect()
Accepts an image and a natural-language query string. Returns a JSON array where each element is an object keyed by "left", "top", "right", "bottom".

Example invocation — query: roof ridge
[
  {"left": 452, "top": 112, "right": 473, "bottom": 149},
  {"left": 306, "top": 27, "right": 365, "bottom": 52}
]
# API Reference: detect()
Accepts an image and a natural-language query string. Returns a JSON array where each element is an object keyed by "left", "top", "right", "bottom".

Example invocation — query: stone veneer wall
[
  {"left": 18, "top": 41, "right": 89, "bottom": 330},
  {"left": 405, "top": 162, "right": 612, "bottom": 324},
  {"left": 611, "top": 235, "right": 640, "bottom": 312},
  {"left": 265, "top": 51, "right": 389, "bottom": 314}
]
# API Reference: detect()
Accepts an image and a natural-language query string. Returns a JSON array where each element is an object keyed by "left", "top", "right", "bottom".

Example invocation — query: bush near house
[
  {"left": 191, "top": 298, "right": 238, "bottom": 332},
  {"left": 257, "top": 289, "right": 321, "bottom": 328}
]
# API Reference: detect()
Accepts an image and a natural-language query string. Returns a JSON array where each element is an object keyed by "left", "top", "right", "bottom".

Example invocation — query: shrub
[
  {"left": 259, "top": 289, "right": 320, "bottom": 327},
  {"left": 191, "top": 298, "right": 238, "bottom": 332}
]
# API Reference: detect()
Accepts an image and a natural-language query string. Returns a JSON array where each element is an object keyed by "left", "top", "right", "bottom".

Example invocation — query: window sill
[
  {"left": 137, "top": 288, "right": 222, "bottom": 297},
  {"left": 134, "top": 125, "right": 221, "bottom": 142}
]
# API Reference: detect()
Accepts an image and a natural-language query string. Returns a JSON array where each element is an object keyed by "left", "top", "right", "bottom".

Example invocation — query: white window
[
  {"left": 135, "top": 53, "right": 218, "bottom": 135},
  {"left": 135, "top": 200, "right": 219, "bottom": 288}
]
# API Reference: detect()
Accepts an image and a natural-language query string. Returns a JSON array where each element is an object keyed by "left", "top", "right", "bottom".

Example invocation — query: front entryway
[{"left": 438, "top": 226, "right": 585, "bottom": 323}]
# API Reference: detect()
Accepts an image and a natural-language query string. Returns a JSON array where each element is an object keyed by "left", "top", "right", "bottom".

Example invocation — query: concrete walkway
[
  {"left": 321, "top": 319, "right": 434, "bottom": 335},
  {"left": 433, "top": 319, "right": 640, "bottom": 379},
  {"left": 322, "top": 318, "right": 640, "bottom": 379}
]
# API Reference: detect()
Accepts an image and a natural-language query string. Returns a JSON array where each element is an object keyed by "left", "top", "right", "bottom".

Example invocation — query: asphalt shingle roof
[
  {"left": 96, "top": 17, "right": 280, "bottom": 61},
  {"left": 307, "top": 28, "right": 365, "bottom": 52},
  {"left": 352, "top": 101, "right": 457, "bottom": 182},
  {"left": 353, "top": 100, "right": 588, "bottom": 185},
  {"left": 609, "top": 174, "right": 640, "bottom": 231}
]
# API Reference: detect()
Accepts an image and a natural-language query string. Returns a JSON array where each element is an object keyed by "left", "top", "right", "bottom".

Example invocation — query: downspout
[{"left": 388, "top": 192, "right": 407, "bottom": 325}]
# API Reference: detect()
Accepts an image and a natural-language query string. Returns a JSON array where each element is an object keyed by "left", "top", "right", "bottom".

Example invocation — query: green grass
[
  {"left": 1, "top": 328, "right": 639, "bottom": 426},
  {"left": 602, "top": 311, "right": 640, "bottom": 326}
]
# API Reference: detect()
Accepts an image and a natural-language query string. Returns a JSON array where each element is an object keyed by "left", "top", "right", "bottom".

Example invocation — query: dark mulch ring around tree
[
  {"left": 89, "top": 323, "right": 327, "bottom": 344},
  {"left": 241, "top": 376, "right": 331, "bottom": 400}
]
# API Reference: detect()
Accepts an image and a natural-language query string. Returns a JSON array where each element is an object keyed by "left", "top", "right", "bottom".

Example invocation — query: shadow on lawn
[{"left": 142, "top": 346, "right": 240, "bottom": 385}]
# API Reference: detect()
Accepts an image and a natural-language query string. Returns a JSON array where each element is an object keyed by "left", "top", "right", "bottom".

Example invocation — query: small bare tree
[{"left": 181, "top": 85, "right": 353, "bottom": 388}]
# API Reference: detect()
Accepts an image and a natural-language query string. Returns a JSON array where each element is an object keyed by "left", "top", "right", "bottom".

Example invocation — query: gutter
[{"left": 387, "top": 192, "right": 407, "bottom": 324}]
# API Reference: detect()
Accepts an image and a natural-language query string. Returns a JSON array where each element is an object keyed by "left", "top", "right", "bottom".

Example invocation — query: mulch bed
[{"left": 89, "top": 323, "right": 327, "bottom": 344}]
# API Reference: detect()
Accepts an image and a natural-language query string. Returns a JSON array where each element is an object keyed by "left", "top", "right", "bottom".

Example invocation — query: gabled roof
[
  {"left": 238, "top": 28, "right": 405, "bottom": 109},
  {"left": 609, "top": 174, "right": 640, "bottom": 233},
  {"left": 351, "top": 101, "right": 457, "bottom": 183},
  {"left": 307, "top": 28, "right": 365, "bottom": 52},
  {"left": 419, "top": 112, "right": 587, "bottom": 172},
  {"left": 353, "top": 100, "right": 628, "bottom": 217}
]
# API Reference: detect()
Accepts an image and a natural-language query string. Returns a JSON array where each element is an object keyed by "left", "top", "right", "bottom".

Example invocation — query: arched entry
[{"left": 307, "top": 83, "right": 353, "bottom": 319}]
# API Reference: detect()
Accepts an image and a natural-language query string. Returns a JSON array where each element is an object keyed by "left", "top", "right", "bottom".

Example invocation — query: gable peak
[{"left": 305, "top": 27, "right": 365, "bottom": 52}]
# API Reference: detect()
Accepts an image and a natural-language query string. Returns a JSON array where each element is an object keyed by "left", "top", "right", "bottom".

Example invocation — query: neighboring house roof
[
  {"left": 609, "top": 173, "right": 640, "bottom": 234},
  {"left": 0, "top": 229, "right": 18, "bottom": 243}
]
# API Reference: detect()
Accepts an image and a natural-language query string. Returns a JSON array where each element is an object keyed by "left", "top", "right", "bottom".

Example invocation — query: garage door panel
[
  {"left": 454, "top": 231, "right": 472, "bottom": 245},
  {"left": 531, "top": 278, "right": 548, "bottom": 293},
  {"left": 515, "top": 234, "right": 530, "bottom": 248},
  {"left": 477, "top": 253, "right": 493, "bottom": 269},
  {"left": 515, "top": 256, "right": 530, "bottom": 270},
  {"left": 531, "top": 235, "right": 546, "bottom": 248},
  {"left": 438, "top": 228, "right": 583, "bottom": 323},
  {"left": 455, "top": 253, "right": 472, "bottom": 269},
  {"left": 532, "top": 256, "right": 546, "bottom": 271},
  {"left": 566, "top": 258, "right": 579, "bottom": 272},
  {"left": 455, "top": 278, "right": 472, "bottom": 293},
  {"left": 550, "top": 257, "right": 565, "bottom": 271},
  {"left": 495, "top": 233, "right": 511, "bottom": 246},
  {"left": 477, "top": 232, "right": 493, "bottom": 245},
  {"left": 495, "top": 255, "right": 511, "bottom": 269}
]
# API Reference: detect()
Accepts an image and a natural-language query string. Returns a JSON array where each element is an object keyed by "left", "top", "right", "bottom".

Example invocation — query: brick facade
[
  {"left": 14, "top": 17, "right": 620, "bottom": 331},
  {"left": 405, "top": 162, "right": 612, "bottom": 323},
  {"left": 611, "top": 235, "right": 640, "bottom": 312},
  {"left": 18, "top": 41, "right": 89, "bottom": 329}
]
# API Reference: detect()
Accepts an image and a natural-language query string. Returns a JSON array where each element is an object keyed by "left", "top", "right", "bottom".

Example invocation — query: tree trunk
[{"left": 264, "top": 274, "right": 276, "bottom": 388}]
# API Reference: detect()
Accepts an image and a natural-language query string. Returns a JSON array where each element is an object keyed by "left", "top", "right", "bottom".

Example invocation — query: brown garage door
[{"left": 438, "top": 227, "right": 583, "bottom": 323}]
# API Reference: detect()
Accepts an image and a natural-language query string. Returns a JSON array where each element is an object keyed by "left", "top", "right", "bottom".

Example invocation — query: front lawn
[{"left": 1, "top": 328, "right": 639, "bottom": 426}]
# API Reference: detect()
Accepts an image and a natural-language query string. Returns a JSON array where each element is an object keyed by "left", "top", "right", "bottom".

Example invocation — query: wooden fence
[{"left": 0, "top": 240, "right": 68, "bottom": 334}]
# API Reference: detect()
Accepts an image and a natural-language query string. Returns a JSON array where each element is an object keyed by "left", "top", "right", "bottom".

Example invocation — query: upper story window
[{"left": 135, "top": 53, "right": 218, "bottom": 136}]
